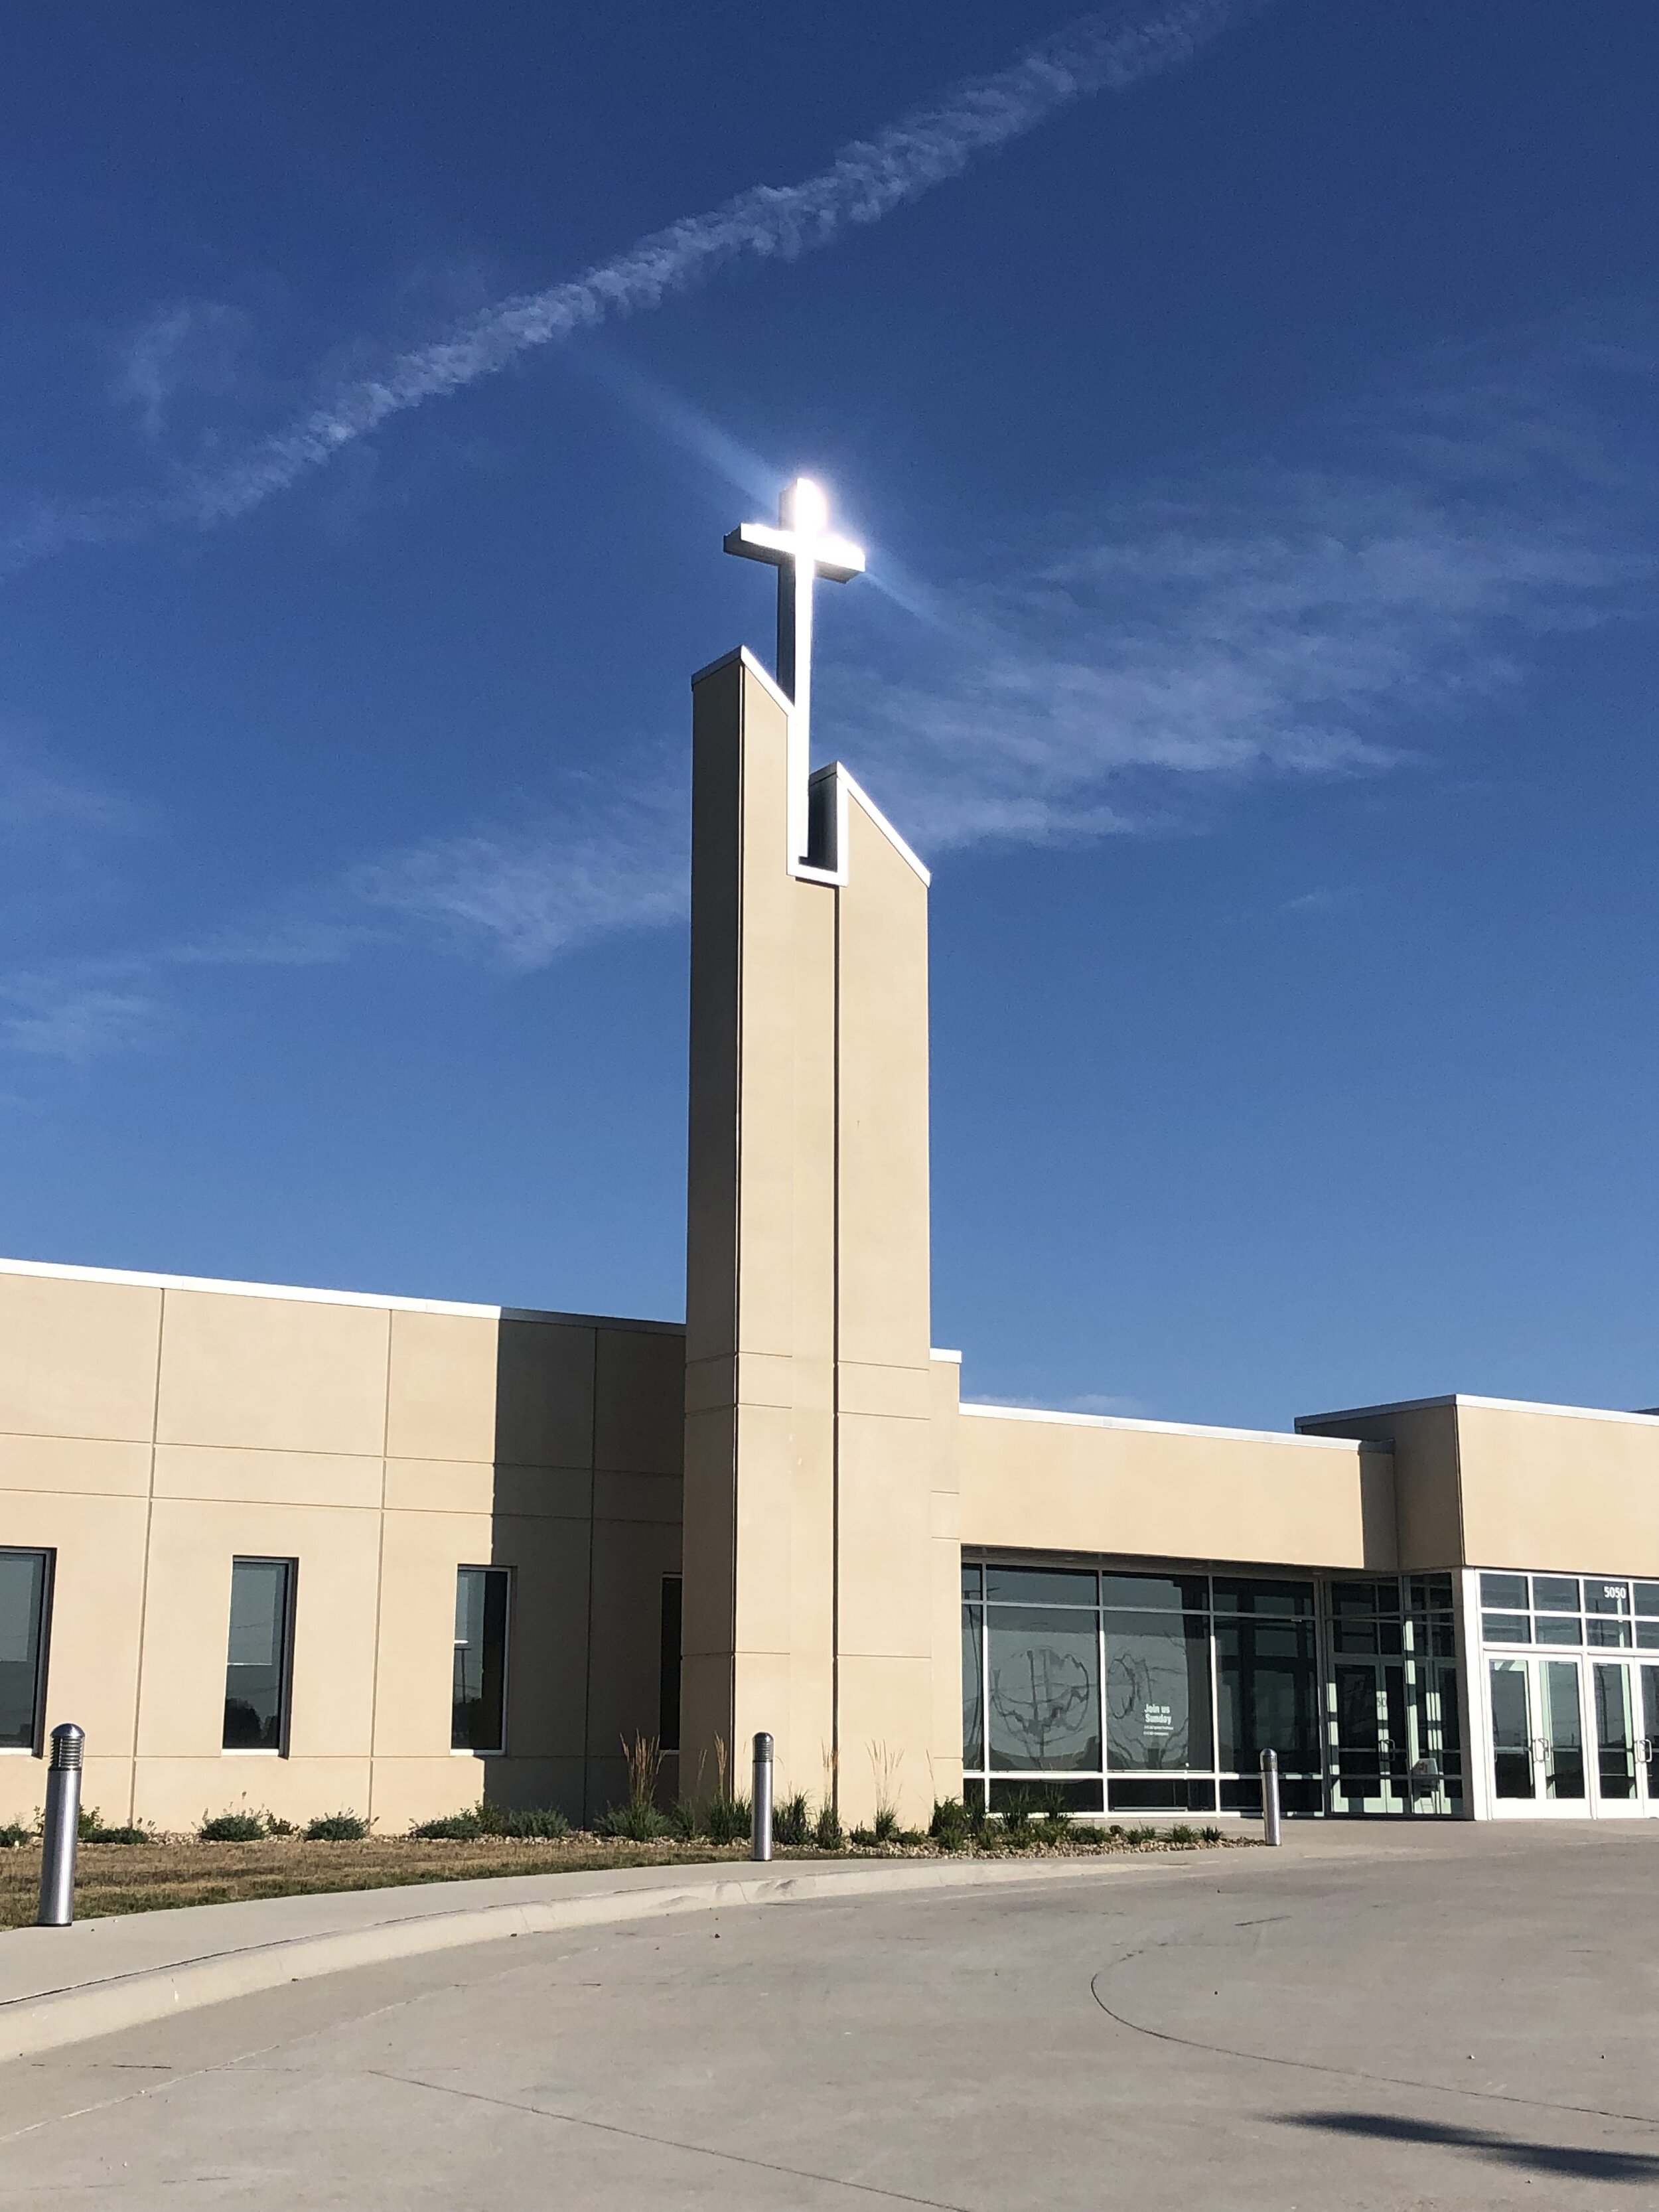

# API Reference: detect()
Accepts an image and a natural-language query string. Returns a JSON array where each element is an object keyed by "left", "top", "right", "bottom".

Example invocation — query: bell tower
[{"left": 678, "top": 482, "right": 956, "bottom": 1828}]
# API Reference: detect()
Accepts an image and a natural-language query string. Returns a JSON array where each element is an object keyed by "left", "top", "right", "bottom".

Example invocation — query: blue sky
[{"left": 2, "top": 0, "right": 1656, "bottom": 1428}]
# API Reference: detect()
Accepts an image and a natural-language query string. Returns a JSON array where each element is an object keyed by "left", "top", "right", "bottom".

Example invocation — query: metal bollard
[
  {"left": 1260, "top": 1747, "right": 1282, "bottom": 1847},
  {"left": 38, "top": 1723, "right": 84, "bottom": 1927},
  {"left": 751, "top": 1732, "right": 774, "bottom": 1862}
]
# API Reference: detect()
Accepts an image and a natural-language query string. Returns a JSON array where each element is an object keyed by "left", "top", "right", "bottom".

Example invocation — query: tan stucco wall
[
  {"left": 1294, "top": 1396, "right": 1659, "bottom": 1576},
  {"left": 1454, "top": 1402, "right": 1659, "bottom": 1577},
  {"left": 1295, "top": 1400, "right": 1461, "bottom": 1568},
  {"left": 680, "top": 653, "right": 838, "bottom": 1812},
  {"left": 0, "top": 1266, "right": 684, "bottom": 1834},
  {"left": 679, "top": 656, "right": 942, "bottom": 1826},
  {"left": 831, "top": 791, "right": 936, "bottom": 1828},
  {"left": 957, "top": 1405, "right": 1396, "bottom": 1570}
]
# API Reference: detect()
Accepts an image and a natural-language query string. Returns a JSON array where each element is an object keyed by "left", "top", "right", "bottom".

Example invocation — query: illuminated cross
[{"left": 725, "top": 477, "right": 865, "bottom": 869}]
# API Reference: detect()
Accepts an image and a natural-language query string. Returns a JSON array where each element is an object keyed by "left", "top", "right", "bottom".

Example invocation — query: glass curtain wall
[{"left": 960, "top": 1564, "right": 1328, "bottom": 1814}]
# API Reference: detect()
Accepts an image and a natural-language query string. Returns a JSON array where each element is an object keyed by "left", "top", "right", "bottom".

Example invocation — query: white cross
[{"left": 725, "top": 477, "right": 865, "bottom": 869}]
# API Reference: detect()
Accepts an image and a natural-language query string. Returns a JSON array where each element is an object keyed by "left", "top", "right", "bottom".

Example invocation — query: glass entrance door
[
  {"left": 1487, "top": 1656, "right": 1589, "bottom": 1814},
  {"left": 1593, "top": 1662, "right": 1640, "bottom": 1810},
  {"left": 1589, "top": 1662, "right": 1659, "bottom": 1816},
  {"left": 1331, "top": 1659, "right": 1407, "bottom": 1814}
]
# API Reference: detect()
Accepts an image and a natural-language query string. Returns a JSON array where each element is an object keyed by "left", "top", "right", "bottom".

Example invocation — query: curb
[{"left": 0, "top": 1852, "right": 1208, "bottom": 2063}]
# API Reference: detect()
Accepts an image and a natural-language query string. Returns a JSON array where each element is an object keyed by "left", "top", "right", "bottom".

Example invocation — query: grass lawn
[{"left": 0, "top": 1826, "right": 1245, "bottom": 1931}]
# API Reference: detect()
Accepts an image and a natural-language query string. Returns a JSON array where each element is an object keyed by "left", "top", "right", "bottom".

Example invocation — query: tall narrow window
[
  {"left": 453, "top": 1568, "right": 509, "bottom": 1753},
  {"left": 659, "top": 1575, "right": 683, "bottom": 1752},
  {"left": 0, "top": 1550, "right": 51, "bottom": 1752},
  {"left": 223, "top": 1558, "right": 293, "bottom": 1751}
]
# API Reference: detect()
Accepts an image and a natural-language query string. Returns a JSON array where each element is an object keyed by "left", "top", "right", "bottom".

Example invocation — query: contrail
[{"left": 179, "top": 0, "right": 1265, "bottom": 525}]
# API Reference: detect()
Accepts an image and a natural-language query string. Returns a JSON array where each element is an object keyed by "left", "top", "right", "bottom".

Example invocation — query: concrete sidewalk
[
  {"left": 3, "top": 1816, "right": 1571, "bottom": 2064},
  {"left": 0, "top": 1844, "right": 1232, "bottom": 2063}
]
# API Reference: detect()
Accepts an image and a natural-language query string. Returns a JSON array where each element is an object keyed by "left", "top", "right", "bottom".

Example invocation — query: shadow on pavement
[{"left": 1277, "top": 2109, "right": 1659, "bottom": 2185}]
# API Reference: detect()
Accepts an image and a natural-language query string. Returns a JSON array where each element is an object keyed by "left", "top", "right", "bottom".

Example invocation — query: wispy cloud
[
  {"left": 0, "top": 975, "right": 167, "bottom": 1065},
  {"left": 962, "top": 1388, "right": 1153, "bottom": 1418},
  {"left": 3, "top": 0, "right": 1262, "bottom": 569},
  {"left": 831, "top": 331, "right": 1658, "bottom": 851},
  {"left": 5, "top": 319, "right": 1655, "bottom": 1066},
  {"left": 0, "top": 730, "right": 143, "bottom": 838},
  {"left": 0, "top": 774, "right": 685, "bottom": 1061},
  {"left": 114, "top": 302, "right": 250, "bottom": 443}
]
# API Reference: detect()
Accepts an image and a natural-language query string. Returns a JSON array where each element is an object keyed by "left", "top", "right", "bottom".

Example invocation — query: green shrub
[
  {"left": 871, "top": 1805, "right": 901, "bottom": 1843},
  {"left": 492, "top": 1806, "right": 569, "bottom": 1839},
  {"left": 812, "top": 1800, "right": 844, "bottom": 1852},
  {"left": 703, "top": 1793, "right": 751, "bottom": 1846},
  {"left": 77, "top": 1806, "right": 149, "bottom": 1843},
  {"left": 1200, "top": 1824, "right": 1222, "bottom": 1844},
  {"left": 997, "top": 1787, "right": 1035, "bottom": 1839},
  {"left": 198, "top": 1810, "right": 266, "bottom": 1842},
  {"left": 409, "top": 1809, "right": 484, "bottom": 1840},
  {"left": 0, "top": 1820, "right": 33, "bottom": 1848},
  {"left": 599, "top": 1801, "right": 672, "bottom": 1840},
  {"left": 1069, "top": 1822, "right": 1106, "bottom": 1845},
  {"left": 929, "top": 1797, "right": 972, "bottom": 1852},
  {"left": 668, "top": 1796, "right": 699, "bottom": 1841},
  {"left": 1167, "top": 1822, "right": 1197, "bottom": 1846},
  {"left": 1121, "top": 1823, "right": 1156, "bottom": 1847},
  {"left": 772, "top": 1791, "right": 811, "bottom": 1846},
  {"left": 305, "top": 1812, "right": 368, "bottom": 1842},
  {"left": 408, "top": 1801, "right": 570, "bottom": 1842}
]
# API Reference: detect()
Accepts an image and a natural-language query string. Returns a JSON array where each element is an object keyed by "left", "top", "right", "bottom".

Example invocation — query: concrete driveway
[{"left": 2, "top": 1823, "right": 1656, "bottom": 2209}]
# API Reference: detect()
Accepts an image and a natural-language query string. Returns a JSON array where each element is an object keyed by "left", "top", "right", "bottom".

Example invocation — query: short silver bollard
[
  {"left": 1260, "top": 1747, "right": 1282, "bottom": 1848},
  {"left": 38, "top": 1722, "right": 84, "bottom": 1927},
  {"left": 751, "top": 1731, "right": 774, "bottom": 1862}
]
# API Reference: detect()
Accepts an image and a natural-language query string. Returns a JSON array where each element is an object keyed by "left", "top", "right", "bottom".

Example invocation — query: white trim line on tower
[
  {"left": 960, "top": 1401, "right": 1367, "bottom": 1451},
  {"left": 0, "top": 1254, "right": 682, "bottom": 1333},
  {"left": 930, "top": 1348, "right": 963, "bottom": 1364},
  {"left": 689, "top": 643, "right": 794, "bottom": 719},
  {"left": 838, "top": 769, "right": 931, "bottom": 886}
]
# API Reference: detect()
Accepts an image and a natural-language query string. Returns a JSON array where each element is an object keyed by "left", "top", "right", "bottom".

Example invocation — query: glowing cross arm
[{"left": 722, "top": 520, "right": 866, "bottom": 583}]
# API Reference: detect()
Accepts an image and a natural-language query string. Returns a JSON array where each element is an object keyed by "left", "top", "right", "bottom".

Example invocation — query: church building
[{"left": 3, "top": 482, "right": 1657, "bottom": 1834}]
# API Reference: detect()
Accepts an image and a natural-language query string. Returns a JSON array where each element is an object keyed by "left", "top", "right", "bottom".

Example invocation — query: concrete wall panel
[
  {"left": 157, "top": 1291, "right": 390, "bottom": 1456},
  {"left": 0, "top": 1274, "right": 159, "bottom": 1443},
  {"left": 958, "top": 1411, "right": 1386, "bottom": 1571}
]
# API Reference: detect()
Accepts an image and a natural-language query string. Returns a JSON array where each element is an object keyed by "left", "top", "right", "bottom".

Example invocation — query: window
[
  {"left": 1214, "top": 1588, "right": 1321, "bottom": 1809},
  {"left": 987, "top": 1599, "right": 1100, "bottom": 1775},
  {"left": 962, "top": 1562, "right": 1325, "bottom": 1816},
  {"left": 0, "top": 1550, "right": 51, "bottom": 1752},
  {"left": 659, "top": 1575, "right": 683, "bottom": 1752},
  {"left": 1480, "top": 1573, "right": 1636, "bottom": 1651},
  {"left": 453, "top": 1567, "right": 509, "bottom": 1753},
  {"left": 223, "top": 1559, "right": 293, "bottom": 1751},
  {"left": 962, "top": 1564, "right": 984, "bottom": 1775}
]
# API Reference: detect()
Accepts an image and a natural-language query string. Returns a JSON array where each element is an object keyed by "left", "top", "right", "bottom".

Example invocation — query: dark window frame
[
  {"left": 452, "top": 1565, "right": 512, "bottom": 1756},
  {"left": 659, "top": 1574, "right": 683, "bottom": 1754},
  {"left": 222, "top": 1556, "right": 297, "bottom": 1755},
  {"left": 0, "top": 1546, "right": 54, "bottom": 1757}
]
